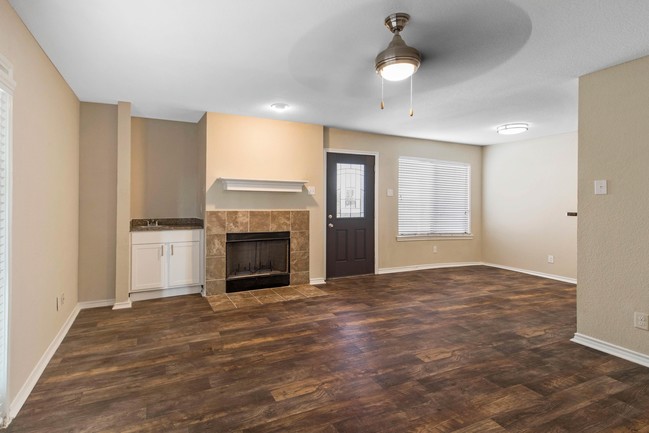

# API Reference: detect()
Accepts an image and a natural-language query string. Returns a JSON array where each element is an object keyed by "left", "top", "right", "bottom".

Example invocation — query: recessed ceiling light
[
  {"left": 496, "top": 123, "right": 529, "bottom": 135},
  {"left": 270, "top": 102, "right": 289, "bottom": 112}
]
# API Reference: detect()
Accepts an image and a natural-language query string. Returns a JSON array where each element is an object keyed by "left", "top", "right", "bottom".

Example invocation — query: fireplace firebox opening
[{"left": 225, "top": 231, "right": 290, "bottom": 293}]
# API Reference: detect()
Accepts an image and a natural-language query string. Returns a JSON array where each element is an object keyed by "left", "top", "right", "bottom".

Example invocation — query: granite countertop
[{"left": 130, "top": 218, "right": 204, "bottom": 232}]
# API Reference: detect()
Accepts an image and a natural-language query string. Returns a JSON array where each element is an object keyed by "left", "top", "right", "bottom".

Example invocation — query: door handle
[
  {"left": 328, "top": 223, "right": 334, "bottom": 228},
  {"left": 161, "top": 245, "right": 164, "bottom": 256},
  {"left": 171, "top": 244, "right": 174, "bottom": 255}
]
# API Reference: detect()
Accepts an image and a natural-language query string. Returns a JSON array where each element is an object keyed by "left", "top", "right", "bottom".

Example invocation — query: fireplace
[
  {"left": 226, "top": 231, "right": 290, "bottom": 292},
  {"left": 204, "top": 210, "right": 310, "bottom": 295}
]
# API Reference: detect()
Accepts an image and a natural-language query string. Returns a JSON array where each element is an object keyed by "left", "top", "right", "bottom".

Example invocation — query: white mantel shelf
[{"left": 219, "top": 177, "right": 308, "bottom": 193}]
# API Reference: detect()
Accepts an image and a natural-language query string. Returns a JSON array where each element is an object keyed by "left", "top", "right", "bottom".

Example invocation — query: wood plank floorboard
[{"left": 7, "top": 266, "right": 649, "bottom": 432}]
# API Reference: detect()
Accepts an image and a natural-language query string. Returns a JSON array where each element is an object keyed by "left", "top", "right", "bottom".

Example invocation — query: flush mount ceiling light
[
  {"left": 375, "top": 13, "right": 421, "bottom": 116},
  {"left": 270, "top": 102, "right": 289, "bottom": 112},
  {"left": 496, "top": 123, "right": 529, "bottom": 135}
]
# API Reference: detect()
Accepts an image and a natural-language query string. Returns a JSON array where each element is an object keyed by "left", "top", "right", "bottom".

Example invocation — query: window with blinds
[
  {"left": 398, "top": 156, "right": 471, "bottom": 236},
  {"left": 0, "top": 73, "right": 11, "bottom": 424}
]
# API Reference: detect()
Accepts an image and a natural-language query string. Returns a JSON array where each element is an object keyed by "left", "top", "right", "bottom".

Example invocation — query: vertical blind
[
  {"left": 0, "top": 88, "right": 8, "bottom": 422},
  {"left": 398, "top": 156, "right": 471, "bottom": 236}
]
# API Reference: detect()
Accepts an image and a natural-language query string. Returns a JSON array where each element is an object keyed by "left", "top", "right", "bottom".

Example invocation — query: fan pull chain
[
  {"left": 409, "top": 75, "right": 414, "bottom": 117},
  {"left": 380, "top": 76, "right": 385, "bottom": 109}
]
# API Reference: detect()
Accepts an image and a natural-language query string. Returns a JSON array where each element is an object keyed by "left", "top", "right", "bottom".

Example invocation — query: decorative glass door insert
[{"left": 336, "top": 163, "right": 365, "bottom": 218}]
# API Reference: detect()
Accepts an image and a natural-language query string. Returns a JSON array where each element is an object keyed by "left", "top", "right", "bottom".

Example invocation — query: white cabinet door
[
  {"left": 167, "top": 241, "right": 200, "bottom": 288},
  {"left": 131, "top": 243, "right": 165, "bottom": 291}
]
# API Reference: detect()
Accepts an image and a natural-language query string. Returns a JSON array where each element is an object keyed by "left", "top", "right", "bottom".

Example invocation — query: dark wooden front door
[{"left": 326, "top": 153, "right": 375, "bottom": 279}]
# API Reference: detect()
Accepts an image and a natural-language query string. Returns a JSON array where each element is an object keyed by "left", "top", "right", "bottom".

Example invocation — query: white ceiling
[{"left": 9, "top": 0, "right": 649, "bottom": 145}]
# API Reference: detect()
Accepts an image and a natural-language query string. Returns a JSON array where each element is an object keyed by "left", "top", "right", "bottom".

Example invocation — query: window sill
[{"left": 397, "top": 234, "right": 474, "bottom": 242}]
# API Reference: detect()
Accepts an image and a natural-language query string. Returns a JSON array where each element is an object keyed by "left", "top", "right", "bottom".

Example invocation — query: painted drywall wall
[
  {"left": 578, "top": 55, "right": 649, "bottom": 355},
  {"left": 80, "top": 112, "right": 203, "bottom": 303},
  {"left": 483, "top": 133, "right": 577, "bottom": 280},
  {"left": 325, "top": 128, "right": 482, "bottom": 270},
  {"left": 197, "top": 113, "right": 207, "bottom": 215},
  {"left": 0, "top": 0, "right": 80, "bottom": 405},
  {"left": 79, "top": 103, "right": 117, "bottom": 302},
  {"left": 205, "top": 112, "right": 325, "bottom": 281},
  {"left": 131, "top": 117, "right": 201, "bottom": 218}
]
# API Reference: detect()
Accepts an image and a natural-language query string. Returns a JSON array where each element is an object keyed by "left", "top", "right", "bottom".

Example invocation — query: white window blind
[
  {"left": 0, "top": 87, "right": 8, "bottom": 424},
  {"left": 0, "top": 53, "right": 12, "bottom": 425},
  {"left": 398, "top": 156, "right": 470, "bottom": 236}
]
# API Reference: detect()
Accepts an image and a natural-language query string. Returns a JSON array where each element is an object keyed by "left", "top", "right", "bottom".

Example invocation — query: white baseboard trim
[
  {"left": 375, "top": 262, "right": 577, "bottom": 285},
  {"left": 78, "top": 299, "right": 115, "bottom": 309},
  {"left": 378, "top": 262, "right": 483, "bottom": 275},
  {"left": 482, "top": 262, "right": 577, "bottom": 284},
  {"left": 112, "top": 299, "right": 132, "bottom": 310},
  {"left": 310, "top": 278, "right": 326, "bottom": 285},
  {"left": 9, "top": 303, "right": 81, "bottom": 420},
  {"left": 571, "top": 333, "right": 649, "bottom": 368},
  {"left": 128, "top": 285, "right": 202, "bottom": 302}
]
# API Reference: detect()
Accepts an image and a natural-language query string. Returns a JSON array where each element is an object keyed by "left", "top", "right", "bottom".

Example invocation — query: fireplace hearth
[{"left": 226, "top": 231, "right": 290, "bottom": 292}]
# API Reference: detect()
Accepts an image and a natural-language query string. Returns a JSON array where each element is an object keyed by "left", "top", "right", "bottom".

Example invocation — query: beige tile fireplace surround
[{"left": 204, "top": 210, "right": 310, "bottom": 295}]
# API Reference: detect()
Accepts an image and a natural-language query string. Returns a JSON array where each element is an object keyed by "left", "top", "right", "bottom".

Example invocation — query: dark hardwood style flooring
[
  {"left": 207, "top": 285, "right": 328, "bottom": 311},
  {"left": 8, "top": 266, "right": 649, "bottom": 432}
]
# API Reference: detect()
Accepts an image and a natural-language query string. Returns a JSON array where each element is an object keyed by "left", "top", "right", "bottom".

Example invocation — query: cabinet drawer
[{"left": 131, "top": 229, "right": 202, "bottom": 244}]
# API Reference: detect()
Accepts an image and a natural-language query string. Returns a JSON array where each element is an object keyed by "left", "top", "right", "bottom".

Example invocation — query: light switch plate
[
  {"left": 594, "top": 179, "right": 607, "bottom": 195},
  {"left": 306, "top": 186, "right": 316, "bottom": 195},
  {"left": 635, "top": 312, "right": 649, "bottom": 330},
  {"left": 387, "top": 189, "right": 394, "bottom": 197}
]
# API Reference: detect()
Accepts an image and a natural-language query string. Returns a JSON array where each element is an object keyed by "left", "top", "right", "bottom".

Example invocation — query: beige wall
[
  {"left": 131, "top": 117, "right": 201, "bottom": 218},
  {"left": 325, "top": 128, "right": 482, "bottom": 270},
  {"left": 1, "top": 0, "right": 80, "bottom": 405},
  {"left": 80, "top": 112, "right": 203, "bottom": 302},
  {"left": 205, "top": 112, "right": 325, "bottom": 280},
  {"left": 483, "top": 133, "right": 577, "bottom": 280},
  {"left": 79, "top": 103, "right": 117, "bottom": 302},
  {"left": 578, "top": 55, "right": 649, "bottom": 355},
  {"left": 197, "top": 113, "right": 207, "bottom": 215}
]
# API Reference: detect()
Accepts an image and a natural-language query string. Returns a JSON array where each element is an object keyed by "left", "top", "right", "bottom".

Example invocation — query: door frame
[{"left": 323, "top": 148, "right": 379, "bottom": 279}]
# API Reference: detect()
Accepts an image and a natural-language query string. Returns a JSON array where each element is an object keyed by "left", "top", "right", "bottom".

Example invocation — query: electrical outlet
[
  {"left": 433, "top": 245, "right": 438, "bottom": 253},
  {"left": 547, "top": 255, "right": 554, "bottom": 264},
  {"left": 634, "top": 312, "right": 649, "bottom": 330}
]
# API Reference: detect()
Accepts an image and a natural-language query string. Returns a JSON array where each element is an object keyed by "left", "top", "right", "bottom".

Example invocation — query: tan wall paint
[
  {"left": 115, "top": 102, "right": 131, "bottom": 305},
  {"left": 578, "top": 55, "right": 649, "bottom": 355},
  {"left": 205, "top": 112, "right": 325, "bottom": 280},
  {"left": 325, "top": 128, "right": 482, "bottom": 269},
  {"left": 0, "top": 0, "right": 80, "bottom": 404},
  {"left": 483, "top": 133, "right": 577, "bottom": 280},
  {"left": 197, "top": 113, "right": 207, "bottom": 215},
  {"left": 131, "top": 117, "right": 201, "bottom": 218},
  {"left": 79, "top": 103, "right": 117, "bottom": 302}
]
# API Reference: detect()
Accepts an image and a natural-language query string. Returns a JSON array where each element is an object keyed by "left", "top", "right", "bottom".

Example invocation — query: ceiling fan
[{"left": 375, "top": 13, "right": 422, "bottom": 116}]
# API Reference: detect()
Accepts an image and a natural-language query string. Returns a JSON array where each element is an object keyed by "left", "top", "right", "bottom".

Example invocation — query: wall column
[{"left": 113, "top": 101, "right": 132, "bottom": 309}]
